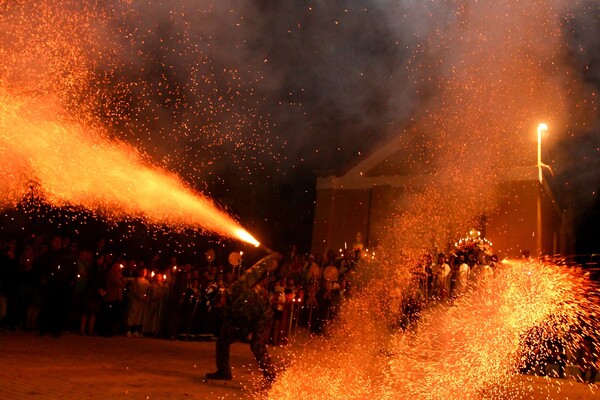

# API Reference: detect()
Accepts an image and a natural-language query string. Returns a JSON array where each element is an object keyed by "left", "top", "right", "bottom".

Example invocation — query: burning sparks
[
  {"left": 261, "top": 1, "right": 597, "bottom": 397},
  {"left": 0, "top": 93, "right": 259, "bottom": 245},
  {"left": 265, "top": 260, "right": 600, "bottom": 400},
  {"left": 0, "top": 1, "right": 275, "bottom": 246},
  {"left": 0, "top": 1, "right": 596, "bottom": 398}
]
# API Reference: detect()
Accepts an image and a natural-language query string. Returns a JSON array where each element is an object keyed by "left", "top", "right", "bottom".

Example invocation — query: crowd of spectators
[
  {"left": 0, "top": 228, "right": 504, "bottom": 345},
  {"left": 0, "top": 234, "right": 361, "bottom": 344},
  {"left": 0, "top": 228, "right": 520, "bottom": 342},
  {"left": 0, "top": 231, "right": 596, "bottom": 383}
]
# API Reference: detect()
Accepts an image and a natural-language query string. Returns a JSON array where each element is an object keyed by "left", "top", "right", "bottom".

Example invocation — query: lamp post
[
  {"left": 536, "top": 123, "right": 548, "bottom": 257},
  {"left": 537, "top": 123, "right": 548, "bottom": 183}
]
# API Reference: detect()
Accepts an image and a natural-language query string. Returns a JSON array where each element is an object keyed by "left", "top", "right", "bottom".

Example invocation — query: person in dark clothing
[
  {"left": 101, "top": 259, "right": 126, "bottom": 337},
  {"left": 543, "top": 334, "right": 566, "bottom": 378},
  {"left": 35, "top": 235, "right": 77, "bottom": 337},
  {"left": 80, "top": 254, "right": 107, "bottom": 335},
  {"left": 0, "top": 240, "right": 20, "bottom": 330},
  {"left": 519, "top": 325, "right": 547, "bottom": 375},
  {"left": 164, "top": 265, "right": 190, "bottom": 340},
  {"left": 577, "top": 335, "right": 598, "bottom": 384},
  {"left": 205, "top": 253, "right": 282, "bottom": 383},
  {"left": 180, "top": 277, "right": 201, "bottom": 336}
]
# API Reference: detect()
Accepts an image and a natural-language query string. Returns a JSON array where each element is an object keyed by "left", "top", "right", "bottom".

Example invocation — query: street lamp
[
  {"left": 535, "top": 123, "right": 549, "bottom": 257},
  {"left": 537, "top": 123, "right": 548, "bottom": 183}
]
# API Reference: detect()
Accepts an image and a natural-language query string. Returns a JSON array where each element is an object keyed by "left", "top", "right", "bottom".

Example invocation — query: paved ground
[
  {"left": 0, "top": 330, "right": 272, "bottom": 400},
  {"left": 1, "top": 330, "right": 600, "bottom": 399}
]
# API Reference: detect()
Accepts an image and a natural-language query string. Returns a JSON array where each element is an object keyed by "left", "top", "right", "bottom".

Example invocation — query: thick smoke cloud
[
  {"left": 94, "top": 0, "right": 431, "bottom": 248},
  {"left": 558, "top": 1, "right": 600, "bottom": 197},
  {"left": 546, "top": 0, "right": 600, "bottom": 252},
  {"left": 91, "top": 1, "right": 440, "bottom": 172}
]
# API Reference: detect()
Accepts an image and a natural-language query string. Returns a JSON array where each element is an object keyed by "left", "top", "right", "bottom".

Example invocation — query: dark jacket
[{"left": 226, "top": 255, "right": 275, "bottom": 334}]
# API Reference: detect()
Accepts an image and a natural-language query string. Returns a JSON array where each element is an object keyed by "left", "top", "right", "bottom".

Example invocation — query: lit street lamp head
[{"left": 537, "top": 123, "right": 548, "bottom": 183}]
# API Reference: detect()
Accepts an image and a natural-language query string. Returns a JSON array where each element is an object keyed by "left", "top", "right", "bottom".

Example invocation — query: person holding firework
[{"left": 205, "top": 252, "right": 283, "bottom": 384}]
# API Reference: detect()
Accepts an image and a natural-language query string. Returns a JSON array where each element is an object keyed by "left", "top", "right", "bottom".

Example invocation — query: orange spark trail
[
  {"left": 0, "top": 92, "right": 259, "bottom": 246},
  {"left": 266, "top": 260, "right": 600, "bottom": 399}
]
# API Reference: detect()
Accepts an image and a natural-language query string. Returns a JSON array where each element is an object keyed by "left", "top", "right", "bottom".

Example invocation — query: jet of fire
[{"left": 0, "top": 92, "right": 259, "bottom": 246}]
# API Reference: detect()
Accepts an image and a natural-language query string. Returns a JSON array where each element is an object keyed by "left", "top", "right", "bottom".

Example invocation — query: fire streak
[{"left": 0, "top": 93, "right": 259, "bottom": 246}]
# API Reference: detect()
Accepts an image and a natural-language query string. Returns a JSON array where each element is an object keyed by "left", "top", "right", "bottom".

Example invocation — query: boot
[{"left": 204, "top": 371, "right": 232, "bottom": 380}]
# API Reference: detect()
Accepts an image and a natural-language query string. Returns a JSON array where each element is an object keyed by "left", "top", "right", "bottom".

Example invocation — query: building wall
[
  {"left": 311, "top": 188, "right": 371, "bottom": 256},
  {"left": 486, "top": 181, "right": 537, "bottom": 258},
  {"left": 313, "top": 180, "right": 567, "bottom": 259},
  {"left": 311, "top": 185, "right": 414, "bottom": 256},
  {"left": 368, "top": 185, "right": 408, "bottom": 249},
  {"left": 480, "top": 181, "right": 564, "bottom": 258}
]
